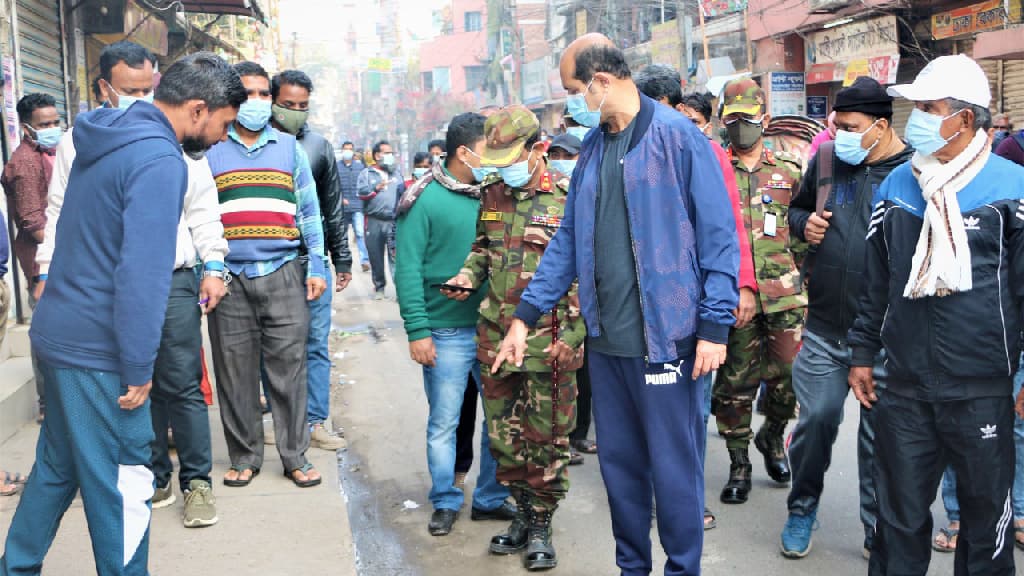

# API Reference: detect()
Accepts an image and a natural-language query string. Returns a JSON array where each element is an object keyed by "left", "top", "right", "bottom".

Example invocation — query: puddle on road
[
  {"left": 336, "top": 449, "right": 417, "bottom": 576},
  {"left": 331, "top": 320, "right": 404, "bottom": 343}
]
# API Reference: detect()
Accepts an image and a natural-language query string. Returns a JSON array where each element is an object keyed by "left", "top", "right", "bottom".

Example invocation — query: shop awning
[
  {"left": 973, "top": 27, "right": 1024, "bottom": 60},
  {"left": 180, "top": 1, "right": 264, "bottom": 22}
]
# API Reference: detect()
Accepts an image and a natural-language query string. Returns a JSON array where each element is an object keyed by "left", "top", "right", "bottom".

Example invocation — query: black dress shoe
[
  {"left": 428, "top": 509, "right": 458, "bottom": 536},
  {"left": 720, "top": 448, "right": 752, "bottom": 504},
  {"left": 754, "top": 419, "right": 791, "bottom": 484},
  {"left": 471, "top": 500, "right": 517, "bottom": 521}
]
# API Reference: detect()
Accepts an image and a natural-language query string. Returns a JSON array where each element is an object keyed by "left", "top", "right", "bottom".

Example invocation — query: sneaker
[
  {"left": 183, "top": 479, "right": 218, "bottom": 528},
  {"left": 361, "top": 263, "right": 370, "bottom": 272},
  {"left": 310, "top": 423, "right": 347, "bottom": 450},
  {"left": 373, "top": 290, "right": 386, "bottom": 301},
  {"left": 780, "top": 510, "right": 816, "bottom": 558},
  {"left": 152, "top": 481, "right": 176, "bottom": 509}
]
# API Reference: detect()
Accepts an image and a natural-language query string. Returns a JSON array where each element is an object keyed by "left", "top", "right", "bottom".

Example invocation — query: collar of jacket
[{"left": 597, "top": 91, "right": 655, "bottom": 156}]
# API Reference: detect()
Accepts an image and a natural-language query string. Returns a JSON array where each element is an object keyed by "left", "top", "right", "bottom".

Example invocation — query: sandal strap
[{"left": 289, "top": 462, "right": 315, "bottom": 475}]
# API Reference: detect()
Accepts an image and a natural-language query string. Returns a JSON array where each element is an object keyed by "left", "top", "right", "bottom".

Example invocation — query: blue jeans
[
  {"left": 941, "top": 366, "right": 1024, "bottom": 523},
  {"left": 422, "top": 326, "right": 508, "bottom": 511},
  {"left": 346, "top": 211, "right": 368, "bottom": 265},
  {"left": 306, "top": 271, "right": 332, "bottom": 424},
  {"left": 787, "top": 330, "right": 885, "bottom": 535}
]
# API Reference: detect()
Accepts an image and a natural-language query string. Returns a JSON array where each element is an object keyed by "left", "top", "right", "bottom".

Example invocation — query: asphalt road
[{"left": 330, "top": 267, "right": 1006, "bottom": 576}]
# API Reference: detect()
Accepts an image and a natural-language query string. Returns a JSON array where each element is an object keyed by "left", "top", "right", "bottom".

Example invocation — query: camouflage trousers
[
  {"left": 713, "top": 307, "right": 804, "bottom": 450},
  {"left": 481, "top": 369, "right": 577, "bottom": 511}
]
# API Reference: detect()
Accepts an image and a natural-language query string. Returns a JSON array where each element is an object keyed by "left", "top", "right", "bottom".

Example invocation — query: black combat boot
[
  {"left": 489, "top": 492, "right": 530, "bottom": 554},
  {"left": 754, "top": 418, "right": 792, "bottom": 484},
  {"left": 524, "top": 508, "right": 557, "bottom": 571},
  {"left": 720, "top": 448, "right": 752, "bottom": 504}
]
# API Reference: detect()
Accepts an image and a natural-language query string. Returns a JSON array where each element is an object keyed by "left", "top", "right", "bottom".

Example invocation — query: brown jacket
[{"left": 2, "top": 138, "right": 54, "bottom": 282}]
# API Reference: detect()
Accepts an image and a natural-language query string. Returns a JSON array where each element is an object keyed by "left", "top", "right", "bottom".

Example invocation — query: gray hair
[{"left": 946, "top": 97, "right": 992, "bottom": 132}]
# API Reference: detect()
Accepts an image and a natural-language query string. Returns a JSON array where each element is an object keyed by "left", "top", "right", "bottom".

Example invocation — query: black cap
[
  {"left": 833, "top": 76, "right": 893, "bottom": 118},
  {"left": 549, "top": 134, "right": 581, "bottom": 155}
]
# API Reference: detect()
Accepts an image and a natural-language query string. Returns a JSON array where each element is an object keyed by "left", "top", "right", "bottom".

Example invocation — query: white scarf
[{"left": 903, "top": 128, "right": 991, "bottom": 299}]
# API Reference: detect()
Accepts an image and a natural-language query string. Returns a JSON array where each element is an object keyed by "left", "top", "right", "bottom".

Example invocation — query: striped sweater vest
[{"left": 206, "top": 130, "right": 299, "bottom": 267}]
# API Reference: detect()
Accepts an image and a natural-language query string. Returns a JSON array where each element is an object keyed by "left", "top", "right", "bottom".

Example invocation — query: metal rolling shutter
[
  {"left": 16, "top": 0, "right": 65, "bottom": 118},
  {"left": 1002, "top": 60, "right": 1024, "bottom": 131}
]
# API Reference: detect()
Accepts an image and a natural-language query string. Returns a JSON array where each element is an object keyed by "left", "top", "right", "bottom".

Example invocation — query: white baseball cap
[{"left": 887, "top": 54, "right": 991, "bottom": 108}]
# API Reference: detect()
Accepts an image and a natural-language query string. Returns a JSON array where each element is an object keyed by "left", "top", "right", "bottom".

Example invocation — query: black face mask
[
  {"left": 182, "top": 137, "right": 209, "bottom": 160},
  {"left": 726, "top": 117, "right": 764, "bottom": 151}
]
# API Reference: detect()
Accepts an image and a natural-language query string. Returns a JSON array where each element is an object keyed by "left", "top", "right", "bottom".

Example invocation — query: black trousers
[
  {"left": 570, "top": 348, "right": 593, "bottom": 442},
  {"left": 455, "top": 373, "right": 477, "bottom": 474},
  {"left": 150, "top": 269, "right": 212, "bottom": 491},
  {"left": 870, "top": 390, "right": 1016, "bottom": 576}
]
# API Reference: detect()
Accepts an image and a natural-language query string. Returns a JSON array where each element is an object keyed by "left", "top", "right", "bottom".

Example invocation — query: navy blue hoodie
[{"left": 30, "top": 102, "right": 187, "bottom": 386}]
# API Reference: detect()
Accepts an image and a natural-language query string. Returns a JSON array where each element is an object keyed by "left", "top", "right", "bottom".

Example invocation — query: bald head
[{"left": 559, "top": 34, "right": 640, "bottom": 132}]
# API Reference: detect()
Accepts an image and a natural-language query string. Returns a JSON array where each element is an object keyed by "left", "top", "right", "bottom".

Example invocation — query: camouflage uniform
[
  {"left": 460, "top": 168, "right": 585, "bottom": 512},
  {"left": 712, "top": 145, "right": 808, "bottom": 450}
]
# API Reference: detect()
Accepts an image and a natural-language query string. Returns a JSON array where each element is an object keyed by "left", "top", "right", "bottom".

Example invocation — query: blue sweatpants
[
  {"left": 589, "top": 351, "right": 705, "bottom": 576},
  {"left": 1, "top": 361, "right": 155, "bottom": 576}
]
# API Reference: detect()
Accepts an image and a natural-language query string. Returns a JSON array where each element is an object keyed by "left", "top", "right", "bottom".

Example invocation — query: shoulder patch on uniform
[{"left": 773, "top": 150, "right": 803, "bottom": 169}]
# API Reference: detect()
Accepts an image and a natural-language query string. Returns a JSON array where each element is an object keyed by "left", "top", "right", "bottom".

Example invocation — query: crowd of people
[{"left": 0, "top": 30, "right": 1023, "bottom": 576}]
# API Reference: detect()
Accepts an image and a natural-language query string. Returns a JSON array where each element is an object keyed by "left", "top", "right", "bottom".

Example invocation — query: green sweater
[{"left": 395, "top": 178, "right": 486, "bottom": 342}]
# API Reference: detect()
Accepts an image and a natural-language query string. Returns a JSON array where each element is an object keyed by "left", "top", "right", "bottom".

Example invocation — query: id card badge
[{"left": 764, "top": 212, "right": 778, "bottom": 237}]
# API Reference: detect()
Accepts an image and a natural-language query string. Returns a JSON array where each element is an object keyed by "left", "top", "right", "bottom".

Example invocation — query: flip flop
[
  {"left": 286, "top": 463, "right": 322, "bottom": 488},
  {"left": 223, "top": 465, "right": 259, "bottom": 487},
  {"left": 704, "top": 507, "right": 717, "bottom": 531},
  {"left": 0, "top": 482, "right": 21, "bottom": 497},
  {"left": 4, "top": 472, "right": 27, "bottom": 485},
  {"left": 568, "top": 448, "right": 584, "bottom": 466},
  {"left": 1015, "top": 525, "right": 1024, "bottom": 551},
  {"left": 931, "top": 525, "right": 958, "bottom": 553}
]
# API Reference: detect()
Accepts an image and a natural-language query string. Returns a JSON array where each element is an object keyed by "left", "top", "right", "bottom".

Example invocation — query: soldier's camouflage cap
[
  {"left": 721, "top": 78, "right": 765, "bottom": 118},
  {"left": 481, "top": 105, "right": 541, "bottom": 167}
]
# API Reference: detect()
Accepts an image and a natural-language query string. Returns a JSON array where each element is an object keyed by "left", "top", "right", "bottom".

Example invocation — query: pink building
[{"left": 419, "top": 0, "right": 489, "bottom": 97}]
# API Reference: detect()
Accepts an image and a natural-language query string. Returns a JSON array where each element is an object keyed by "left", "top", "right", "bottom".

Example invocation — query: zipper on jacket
[
  {"left": 619, "top": 155, "right": 650, "bottom": 362},
  {"left": 838, "top": 165, "right": 872, "bottom": 333}
]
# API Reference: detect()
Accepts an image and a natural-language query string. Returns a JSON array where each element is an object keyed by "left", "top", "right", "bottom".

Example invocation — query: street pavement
[
  {"left": 330, "top": 266, "right": 990, "bottom": 576},
  {"left": 0, "top": 263, "right": 1019, "bottom": 575}
]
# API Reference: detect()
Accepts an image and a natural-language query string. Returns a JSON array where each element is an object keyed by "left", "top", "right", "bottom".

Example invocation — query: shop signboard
[
  {"left": 3, "top": 57, "right": 18, "bottom": 149},
  {"left": 807, "top": 96, "right": 828, "bottom": 119},
  {"left": 770, "top": 71, "right": 805, "bottom": 117},
  {"left": 808, "top": 15, "right": 899, "bottom": 65},
  {"left": 931, "top": 0, "right": 1006, "bottom": 40},
  {"left": 651, "top": 20, "right": 682, "bottom": 72},
  {"left": 701, "top": 0, "right": 748, "bottom": 18}
]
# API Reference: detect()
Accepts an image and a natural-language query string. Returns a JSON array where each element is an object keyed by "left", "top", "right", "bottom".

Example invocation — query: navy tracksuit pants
[{"left": 589, "top": 351, "right": 705, "bottom": 576}]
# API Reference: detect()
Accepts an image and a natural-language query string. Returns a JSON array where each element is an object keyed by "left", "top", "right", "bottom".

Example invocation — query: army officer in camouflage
[
  {"left": 713, "top": 78, "right": 807, "bottom": 505},
  {"left": 445, "top": 106, "right": 584, "bottom": 571}
]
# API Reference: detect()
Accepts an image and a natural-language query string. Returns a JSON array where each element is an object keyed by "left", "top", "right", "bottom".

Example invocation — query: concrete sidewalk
[{"left": 0, "top": 399, "right": 357, "bottom": 575}]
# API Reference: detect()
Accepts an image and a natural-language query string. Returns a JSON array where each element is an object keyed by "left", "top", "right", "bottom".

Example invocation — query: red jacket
[
  {"left": 710, "top": 140, "right": 756, "bottom": 291},
  {"left": 2, "top": 139, "right": 54, "bottom": 282}
]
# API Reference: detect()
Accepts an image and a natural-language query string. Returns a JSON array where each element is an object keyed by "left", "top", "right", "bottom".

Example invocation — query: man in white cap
[{"left": 848, "top": 54, "right": 1024, "bottom": 575}]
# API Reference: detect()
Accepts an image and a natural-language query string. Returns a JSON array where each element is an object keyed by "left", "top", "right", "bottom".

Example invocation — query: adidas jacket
[{"left": 848, "top": 154, "right": 1024, "bottom": 400}]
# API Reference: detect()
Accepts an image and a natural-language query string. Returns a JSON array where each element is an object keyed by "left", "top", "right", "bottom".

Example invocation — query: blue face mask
[
  {"left": 105, "top": 80, "right": 154, "bottom": 110},
  {"left": 413, "top": 167, "right": 429, "bottom": 179},
  {"left": 498, "top": 155, "right": 537, "bottom": 188},
  {"left": 549, "top": 159, "right": 577, "bottom": 175},
  {"left": 905, "top": 108, "right": 963, "bottom": 157},
  {"left": 237, "top": 99, "right": 272, "bottom": 131},
  {"left": 471, "top": 165, "right": 496, "bottom": 183},
  {"left": 834, "top": 119, "right": 881, "bottom": 166},
  {"left": 340, "top": 150, "right": 354, "bottom": 161},
  {"left": 566, "top": 126, "right": 590, "bottom": 142},
  {"left": 28, "top": 125, "right": 63, "bottom": 149},
  {"left": 566, "top": 79, "right": 606, "bottom": 128},
  {"left": 379, "top": 153, "right": 395, "bottom": 167}
]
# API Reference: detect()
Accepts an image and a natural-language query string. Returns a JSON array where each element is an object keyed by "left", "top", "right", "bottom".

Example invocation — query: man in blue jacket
[
  {"left": 493, "top": 34, "right": 739, "bottom": 576},
  {"left": 0, "top": 53, "right": 245, "bottom": 576}
]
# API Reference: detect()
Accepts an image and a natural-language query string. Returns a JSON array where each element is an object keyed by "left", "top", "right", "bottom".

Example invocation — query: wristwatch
[{"left": 203, "top": 268, "right": 232, "bottom": 285}]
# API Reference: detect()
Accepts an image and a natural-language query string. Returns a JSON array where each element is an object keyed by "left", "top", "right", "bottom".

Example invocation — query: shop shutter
[
  {"left": 16, "top": 0, "right": 66, "bottom": 118},
  {"left": 1001, "top": 60, "right": 1024, "bottom": 131}
]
